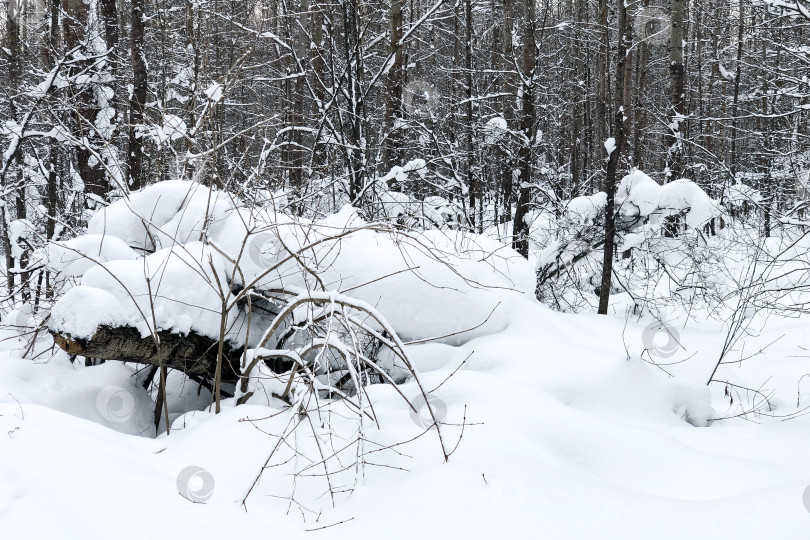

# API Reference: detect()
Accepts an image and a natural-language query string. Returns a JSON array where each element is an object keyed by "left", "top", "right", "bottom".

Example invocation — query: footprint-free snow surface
[
  {"left": 2, "top": 295, "right": 810, "bottom": 539},
  {"left": 3, "top": 183, "right": 810, "bottom": 538}
]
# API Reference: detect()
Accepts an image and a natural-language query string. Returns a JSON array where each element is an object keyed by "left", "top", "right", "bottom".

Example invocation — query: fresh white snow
[
  {"left": 3, "top": 181, "right": 810, "bottom": 539},
  {"left": 4, "top": 298, "right": 810, "bottom": 538}
]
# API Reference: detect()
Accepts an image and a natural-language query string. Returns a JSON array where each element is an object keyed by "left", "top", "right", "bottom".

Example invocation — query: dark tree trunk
[
  {"left": 512, "top": 0, "right": 537, "bottom": 258},
  {"left": 52, "top": 326, "right": 247, "bottom": 383},
  {"left": 382, "top": 0, "right": 405, "bottom": 176},
  {"left": 464, "top": 0, "right": 479, "bottom": 230},
  {"left": 64, "top": 0, "right": 108, "bottom": 199},
  {"left": 99, "top": 0, "right": 120, "bottom": 61},
  {"left": 287, "top": 0, "right": 312, "bottom": 203},
  {"left": 128, "top": 0, "right": 148, "bottom": 191},
  {"left": 728, "top": 0, "right": 745, "bottom": 181},
  {"left": 597, "top": 0, "right": 631, "bottom": 315}
]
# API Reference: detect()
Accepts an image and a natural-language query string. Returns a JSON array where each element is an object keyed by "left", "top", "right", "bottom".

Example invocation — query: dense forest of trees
[
  {"left": 1, "top": 0, "right": 808, "bottom": 305},
  {"left": 4, "top": 5, "right": 810, "bottom": 525}
]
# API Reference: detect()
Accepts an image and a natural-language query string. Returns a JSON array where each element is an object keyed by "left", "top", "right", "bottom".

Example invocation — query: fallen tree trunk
[{"left": 51, "top": 326, "right": 245, "bottom": 383}]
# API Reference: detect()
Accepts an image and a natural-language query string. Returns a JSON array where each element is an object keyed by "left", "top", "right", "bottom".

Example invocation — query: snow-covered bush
[
  {"left": 530, "top": 170, "right": 723, "bottom": 313},
  {"left": 374, "top": 159, "right": 464, "bottom": 228}
]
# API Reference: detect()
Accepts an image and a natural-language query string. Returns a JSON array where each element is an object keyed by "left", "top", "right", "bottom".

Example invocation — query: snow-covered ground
[
  {"left": 3, "top": 294, "right": 810, "bottom": 538},
  {"left": 2, "top": 181, "right": 810, "bottom": 538}
]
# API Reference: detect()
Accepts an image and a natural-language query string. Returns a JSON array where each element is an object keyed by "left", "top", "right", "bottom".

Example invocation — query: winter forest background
[
  {"left": 2, "top": 0, "right": 810, "bottom": 537},
  {"left": 2, "top": 0, "right": 807, "bottom": 268}
]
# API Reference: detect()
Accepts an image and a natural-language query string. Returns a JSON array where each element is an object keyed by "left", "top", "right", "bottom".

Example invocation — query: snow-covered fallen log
[
  {"left": 52, "top": 325, "right": 244, "bottom": 382},
  {"left": 45, "top": 181, "right": 535, "bottom": 392}
]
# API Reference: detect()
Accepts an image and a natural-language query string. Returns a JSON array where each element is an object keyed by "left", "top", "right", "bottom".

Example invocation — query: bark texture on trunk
[
  {"left": 128, "top": 0, "right": 147, "bottom": 191},
  {"left": 52, "top": 326, "right": 249, "bottom": 383},
  {"left": 597, "top": 0, "right": 631, "bottom": 315},
  {"left": 511, "top": 0, "right": 537, "bottom": 258}
]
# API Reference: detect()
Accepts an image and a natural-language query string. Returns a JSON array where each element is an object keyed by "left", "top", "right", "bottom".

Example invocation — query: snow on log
[{"left": 46, "top": 181, "right": 536, "bottom": 350}]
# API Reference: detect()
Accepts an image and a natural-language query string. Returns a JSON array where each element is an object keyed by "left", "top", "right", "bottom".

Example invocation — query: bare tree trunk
[
  {"left": 728, "top": 0, "right": 745, "bottom": 180},
  {"left": 464, "top": 0, "right": 479, "bottom": 230},
  {"left": 64, "top": 0, "right": 108, "bottom": 199},
  {"left": 632, "top": 28, "right": 651, "bottom": 168},
  {"left": 596, "top": 0, "right": 610, "bottom": 169},
  {"left": 45, "top": 0, "right": 61, "bottom": 281},
  {"left": 512, "top": 0, "right": 537, "bottom": 258},
  {"left": 99, "top": 0, "right": 120, "bottom": 65},
  {"left": 128, "top": 0, "right": 148, "bottom": 191},
  {"left": 597, "top": 0, "right": 631, "bottom": 315},
  {"left": 342, "top": 0, "right": 365, "bottom": 202},
  {"left": 666, "top": 0, "right": 687, "bottom": 180},
  {"left": 310, "top": 2, "right": 328, "bottom": 179},
  {"left": 2, "top": 0, "right": 23, "bottom": 300},
  {"left": 570, "top": 0, "right": 586, "bottom": 188},
  {"left": 287, "top": 0, "right": 312, "bottom": 203},
  {"left": 382, "top": 0, "right": 405, "bottom": 176}
]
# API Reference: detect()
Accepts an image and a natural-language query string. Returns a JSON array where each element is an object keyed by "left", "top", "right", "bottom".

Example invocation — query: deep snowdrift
[
  {"left": 3, "top": 181, "right": 810, "bottom": 538},
  {"left": 47, "top": 182, "right": 534, "bottom": 347},
  {"left": 4, "top": 297, "right": 810, "bottom": 539}
]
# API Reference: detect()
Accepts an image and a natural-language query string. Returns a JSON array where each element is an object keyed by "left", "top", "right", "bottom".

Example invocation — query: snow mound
[
  {"left": 50, "top": 183, "right": 535, "bottom": 346},
  {"left": 659, "top": 179, "right": 717, "bottom": 228},
  {"left": 38, "top": 235, "right": 140, "bottom": 278},
  {"left": 567, "top": 192, "right": 607, "bottom": 224},
  {"left": 51, "top": 242, "right": 234, "bottom": 340},
  {"left": 616, "top": 170, "right": 719, "bottom": 227},
  {"left": 725, "top": 181, "right": 762, "bottom": 205},
  {"left": 86, "top": 180, "right": 251, "bottom": 251}
]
